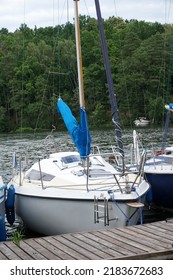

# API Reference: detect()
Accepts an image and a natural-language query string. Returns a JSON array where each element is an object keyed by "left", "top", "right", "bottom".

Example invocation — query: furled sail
[{"left": 57, "top": 98, "right": 91, "bottom": 157}]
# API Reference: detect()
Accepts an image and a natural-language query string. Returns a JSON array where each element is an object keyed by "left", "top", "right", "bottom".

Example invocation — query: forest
[{"left": 0, "top": 15, "right": 173, "bottom": 133}]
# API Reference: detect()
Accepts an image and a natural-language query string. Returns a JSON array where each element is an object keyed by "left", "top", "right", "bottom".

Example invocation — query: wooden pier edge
[{"left": 116, "top": 248, "right": 173, "bottom": 260}]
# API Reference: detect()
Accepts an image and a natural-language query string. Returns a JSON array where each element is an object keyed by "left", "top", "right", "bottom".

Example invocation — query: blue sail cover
[{"left": 57, "top": 98, "right": 91, "bottom": 157}]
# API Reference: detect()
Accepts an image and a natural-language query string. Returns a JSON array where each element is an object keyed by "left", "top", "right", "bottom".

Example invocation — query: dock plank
[
  {"left": 143, "top": 225, "right": 173, "bottom": 242},
  {"left": 108, "top": 228, "right": 154, "bottom": 252},
  {"left": 150, "top": 222, "right": 173, "bottom": 233},
  {"left": 117, "top": 248, "right": 173, "bottom": 260},
  {"left": 95, "top": 230, "right": 146, "bottom": 255},
  {"left": 81, "top": 231, "right": 128, "bottom": 258},
  {"left": 64, "top": 233, "right": 111, "bottom": 259},
  {"left": 24, "top": 238, "right": 61, "bottom": 260},
  {"left": 142, "top": 224, "right": 173, "bottom": 241},
  {"left": 35, "top": 237, "right": 74, "bottom": 260},
  {"left": 112, "top": 227, "right": 167, "bottom": 251},
  {"left": 18, "top": 240, "right": 47, "bottom": 260},
  {"left": 0, "top": 219, "right": 173, "bottom": 260},
  {"left": 0, "top": 250, "right": 8, "bottom": 260},
  {"left": 45, "top": 236, "right": 88, "bottom": 260},
  {"left": 127, "top": 225, "right": 172, "bottom": 247},
  {"left": 5, "top": 241, "right": 33, "bottom": 260},
  {"left": 117, "top": 225, "right": 170, "bottom": 249},
  {"left": 53, "top": 235, "right": 98, "bottom": 260},
  {"left": 0, "top": 242, "right": 21, "bottom": 260},
  {"left": 144, "top": 221, "right": 173, "bottom": 235},
  {"left": 69, "top": 232, "right": 120, "bottom": 259}
]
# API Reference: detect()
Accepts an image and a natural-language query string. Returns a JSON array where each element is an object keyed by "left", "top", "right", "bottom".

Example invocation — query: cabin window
[
  {"left": 25, "top": 170, "right": 55, "bottom": 181},
  {"left": 61, "top": 155, "right": 80, "bottom": 164}
]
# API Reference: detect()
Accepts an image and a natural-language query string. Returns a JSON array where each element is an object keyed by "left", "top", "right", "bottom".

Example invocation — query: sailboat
[
  {"left": 134, "top": 117, "right": 150, "bottom": 127},
  {"left": 7, "top": 0, "right": 150, "bottom": 236},
  {"left": 143, "top": 104, "right": 173, "bottom": 210}
]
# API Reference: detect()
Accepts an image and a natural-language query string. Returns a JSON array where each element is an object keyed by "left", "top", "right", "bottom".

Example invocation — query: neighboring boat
[
  {"left": 7, "top": 0, "right": 150, "bottom": 236},
  {"left": 144, "top": 147, "right": 173, "bottom": 210},
  {"left": 134, "top": 117, "right": 150, "bottom": 127},
  {"left": 144, "top": 104, "right": 173, "bottom": 211}
]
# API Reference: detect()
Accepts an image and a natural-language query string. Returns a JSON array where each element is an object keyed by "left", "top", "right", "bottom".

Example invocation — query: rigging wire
[
  {"left": 34, "top": 0, "right": 59, "bottom": 135},
  {"left": 20, "top": 0, "right": 26, "bottom": 138},
  {"left": 153, "top": 0, "right": 173, "bottom": 125},
  {"left": 34, "top": 0, "right": 70, "bottom": 134},
  {"left": 112, "top": 0, "right": 133, "bottom": 129},
  {"left": 165, "top": 0, "right": 172, "bottom": 23},
  {"left": 162, "top": 0, "right": 173, "bottom": 124}
]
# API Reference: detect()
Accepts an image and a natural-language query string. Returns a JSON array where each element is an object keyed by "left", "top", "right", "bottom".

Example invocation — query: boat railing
[
  {"left": 92, "top": 145, "right": 124, "bottom": 168},
  {"left": 37, "top": 181, "right": 134, "bottom": 192},
  {"left": 129, "top": 150, "right": 146, "bottom": 191},
  {"left": 14, "top": 146, "right": 146, "bottom": 193},
  {"left": 92, "top": 145, "right": 101, "bottom": 154},
  {"left": 116, "top": 149, "right": 146, "bottom": 190},
  {"left": 148, "top": 154, "right": 173, "bottom": 170},
  {"left": 82, "top": 150, "right": 146, "bottom": 193}
]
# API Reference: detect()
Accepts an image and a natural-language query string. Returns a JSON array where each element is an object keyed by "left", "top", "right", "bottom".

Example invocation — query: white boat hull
[
  {"left": 134, "top": 118, "right": 150, "bottom": 127},
  {"left": 15, "top": 192, "right": 146, "bottom": 235},
  {"left": 12, "top": 177, "right": 149, "bottom": 235}
]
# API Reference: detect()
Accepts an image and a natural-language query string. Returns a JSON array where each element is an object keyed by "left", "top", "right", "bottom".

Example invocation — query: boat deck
[{"left": 0, "top": 219, "right": 173, "bottom": 260}]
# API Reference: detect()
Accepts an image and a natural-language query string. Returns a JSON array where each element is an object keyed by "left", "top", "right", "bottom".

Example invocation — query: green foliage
[
  {"left": 90, "top": 102, "right": 106, "bottom": 127},
  {"left": 0, "top": 17, "right": 173, "bottom": 132},
  {"left": 15, "top": 127, "right": 34, "bottom": 133},
  {"left": 0, "top": 105, "right": 8, "bottom": 131},
  {"left": 11, "top": 229, "right": 25, "bottom": 246},
  {"left": 148, "top": 97, "right": 165, "bottom": 124}
]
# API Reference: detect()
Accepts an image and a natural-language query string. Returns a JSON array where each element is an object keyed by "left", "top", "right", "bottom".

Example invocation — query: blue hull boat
[
  {"left": 144, "top": 105, "right": 173, "bottom": 211},
  {"left": 144, "top": 147, "right": 173, "bottom": 211},
  {"left": 145, "top": 172, "right": 173, "bottom": 210}
]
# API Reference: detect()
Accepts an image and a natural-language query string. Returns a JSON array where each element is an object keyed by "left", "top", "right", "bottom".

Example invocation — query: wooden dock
[{"left": 0, "top": 219, "right": 173, "bottom": 260}]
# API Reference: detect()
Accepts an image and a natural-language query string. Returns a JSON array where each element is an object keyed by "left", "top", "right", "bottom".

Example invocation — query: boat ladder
[{"left": 94, "top": 196, "right": 109, "bottom": 226}]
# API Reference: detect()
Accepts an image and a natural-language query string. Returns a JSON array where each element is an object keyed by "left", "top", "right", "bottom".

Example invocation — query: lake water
[{"left": 1, "top": 126, "right": 173, "bottom": 237}]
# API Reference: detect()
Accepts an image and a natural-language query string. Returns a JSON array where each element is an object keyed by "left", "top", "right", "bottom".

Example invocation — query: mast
[
  {"left": 57, "top": 1, "right": 91, "bottom": 158},
  {"left": 94, "top": 0, "right": 124, "bottom": 158},
  {"left": 73, "top": 0, "right": 85, "bottom": 108}
]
